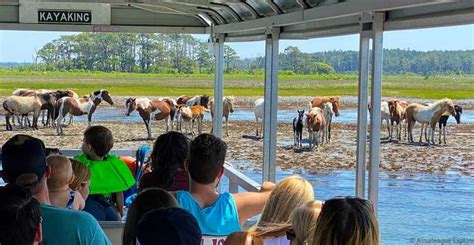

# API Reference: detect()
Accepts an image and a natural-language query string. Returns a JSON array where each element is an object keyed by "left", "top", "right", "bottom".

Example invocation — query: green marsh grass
[{"left": 0, "top": 70, "right": 472, "bottom": 100}]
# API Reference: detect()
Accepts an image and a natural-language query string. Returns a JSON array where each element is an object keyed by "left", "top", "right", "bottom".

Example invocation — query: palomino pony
[
  {"left": 322, "top": 102, "right": 334, "bottom": 143},
  {"left": 55, "top": 90, "right": 114, "bottom": 135},
  {"left": 293, "top": 110, "right": 305, "bottom": 149},
  {"left": 405, "top": 98, "right": 456, "bottom": 145},
  {"left": 306, "top": 107, "right": 326, "bottom": 150},
  {"left": 125, "top": 97, "right": 176, "bottom": 139},
  {"left": 254, "top": 98, "right": 264, "bottom": 137},
  {"left": 438, "top": 104, "right": 462, "bottom": 144},
  {"left": 310, "top": 96, "right": 341, "bottom": 117},
  {"left": 209, "top": 97, "right": 235, "bottom": 136},
  {"left": 176, "top": 105, "right": 209, "bottom": 136}
]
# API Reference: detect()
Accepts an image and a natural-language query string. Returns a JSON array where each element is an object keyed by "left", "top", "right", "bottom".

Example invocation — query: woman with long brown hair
[{"left": 312, "top": 197, "right": 379, "bottom": 245}]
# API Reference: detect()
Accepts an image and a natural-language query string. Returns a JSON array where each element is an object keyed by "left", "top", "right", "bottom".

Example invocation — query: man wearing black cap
[{"left": 1, "top": 134, "right": 111, "bottom": 245}]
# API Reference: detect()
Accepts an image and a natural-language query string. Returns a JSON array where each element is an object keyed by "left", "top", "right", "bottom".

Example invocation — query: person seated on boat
[
  {"left": 47, "top": 155, "right": 85, "bottom": 210},
  {"left": 174, "top": 133, "right": 275, "bottom": 236},
  {"left": 136, "top": 207, "right": 202, "bottom": 245},
  {"left": 139, "top": 131, "right": 190, "bottom": 192},
  {"left": 123, "top": 188, "right": 179, "bottom": 245},
  {"left": 288, "top": 200, "right": 322, "bottom": 245},
  {"left": 225, "top": 176, "right": 317, "bottom": 245},
  {"left": 69, "top": 159, "right": 92, "bottom": 203},
  {"left": 0, "top": 184, "right": 42, "bottom": 245},
  {"left": 74, "top": 126, "right": 135, "bottom": 221},
  {"left": 1, "top": 134, "right": 111, "bottom": 245},
  {"left": 312, "top": 197, "right": 380, "bottom": 245}
]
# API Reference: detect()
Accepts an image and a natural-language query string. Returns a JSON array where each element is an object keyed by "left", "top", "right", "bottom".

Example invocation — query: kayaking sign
[
  {"left": 38, "top": 10, "right": 92, "bottom": 24},
  {"left": 19, "top": 2, "right": 110, "bottom": 25}
]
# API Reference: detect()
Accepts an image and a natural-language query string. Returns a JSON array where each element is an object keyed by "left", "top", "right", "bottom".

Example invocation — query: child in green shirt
[{"left": 74, "top": 126, "right": 135, "bottom": 221}]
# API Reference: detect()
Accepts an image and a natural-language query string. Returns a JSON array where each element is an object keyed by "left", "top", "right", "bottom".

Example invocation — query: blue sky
[{"left": 0, "top": 24, "right": 472, "bottom": 62}]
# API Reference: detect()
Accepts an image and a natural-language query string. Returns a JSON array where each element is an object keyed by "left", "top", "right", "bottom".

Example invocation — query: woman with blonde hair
[
  {"left": 69, "top": 159, "right": 92, "bottom": 202},
  {"left": 312, "top": 197, "right": 379, "bottom": 245},
  {"left": 288, "top": 201, "right": 322, "bottom": 245},
  {"left": 225, "top": 176, "right": 316, "bottom": 245}
]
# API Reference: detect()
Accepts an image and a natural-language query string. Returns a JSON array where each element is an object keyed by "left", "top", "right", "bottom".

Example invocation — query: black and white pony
[
  {"left": 438, "top": 104, "right": 462, "bottom": 144},
  {"left": 293, "top": 110, "right": 305, "bottom": 149}
]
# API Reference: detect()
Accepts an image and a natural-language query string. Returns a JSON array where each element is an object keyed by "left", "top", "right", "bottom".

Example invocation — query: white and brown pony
[
  {"left": 311, "top": 96, "right": 341, "bottom": 117},
  {"left": 306, "top": 107, "right": 326, "bottom": 150},
  {"left": 175, "top": 95, "right": 209, "bottom": 130},
  {"left": 185, "top": 95, "right": 210, "bottom": 108},
  {"left": 254, "top": 98, "right": 264, "bottom": 137},
  {"left": 209, "top": 97, "right": 235, "bottom": 136},
  {"left": 55, "top": 90, "right": 114, "bottom": 135},
  {"left": 405, "top": 98, "right": 456, "bottom": 145},
  {"left": 125, "top": 97, "right": 176, "bottom": 139},
  {"left": 176, "top": 105, "right": 209, "bottom": 136}
]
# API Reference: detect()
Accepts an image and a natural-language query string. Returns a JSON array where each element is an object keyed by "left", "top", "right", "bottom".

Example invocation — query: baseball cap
[
  {"left": 136, "top": 207, "right": 202, "bottom": 245},
  {"left": 1, "top": 135, "right": 47, "bottom": 185}
]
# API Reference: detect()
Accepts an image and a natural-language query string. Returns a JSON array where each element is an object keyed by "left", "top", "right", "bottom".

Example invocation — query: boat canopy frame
[{"left": 1, "top": 0, "right": 473, "bottom": 210}]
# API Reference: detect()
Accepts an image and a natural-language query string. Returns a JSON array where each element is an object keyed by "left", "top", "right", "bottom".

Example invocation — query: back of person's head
[
  {"left": 83, "top": 125, "right": 114, "bottom": 157},
  {"left": 69, "top": 159, "right": 91, "bottom": 191},
  {"left": 149, "top": 131, "right": 189, "bottom": 189},
  {"left": 136, "top": 207, "right": 201, "bottom": 245},
  {"left": 122, "top": 188, "right": 179, "bottom": 245},
  {"left": 289, "top": 201, "right": 322, "bottom": 245},
  {"left": 312, "top": 197, "right": 379, "bottom": 245},
  {"left": 46, "top": 155, "right": 73, "bottom": 191},
  {"left": 0, "top": 184, "right": 42, "bottom": 245},
  {"left": 1, "top": 135, "right": 48, "bottom": 194},
  {"left": 188, "top": 134, "right": 227, "bottom": 184},
  {"left": 259, "top": 176, "right": 314, "bottom": 225}
]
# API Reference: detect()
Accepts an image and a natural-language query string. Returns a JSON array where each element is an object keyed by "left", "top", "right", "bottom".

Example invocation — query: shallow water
[
  {"left": 220, "top": 169, "right": 474, "bottom": 244},
  {"left": 3, "top": 107, "right": 472, "bottom": 125}
]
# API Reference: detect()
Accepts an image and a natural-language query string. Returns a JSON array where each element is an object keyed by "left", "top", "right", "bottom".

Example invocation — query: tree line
[{"left": 33, "top": 33, "right": 473, "bottom": 75}]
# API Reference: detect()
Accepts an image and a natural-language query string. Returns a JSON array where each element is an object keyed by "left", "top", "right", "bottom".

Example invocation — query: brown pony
[
  {"left": 405, "top": 98, "right": 456, "bottom": 145},
  {"left": 125, "top": 97, "right": 176, "bottom": 139},
  {"left": 387, "top": 99, "right": 409, "bottom": 140},
  {"left": 55, "top": 90, "right": 113, "bottom": 135},
  {"left": 209, "top": 97, "right": 235, "bottom": 136},
  {"left": 311, "top": 96, "right": 340, "bottom": 117}
]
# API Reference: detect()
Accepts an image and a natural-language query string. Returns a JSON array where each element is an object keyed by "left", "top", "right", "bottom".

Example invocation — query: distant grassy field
[{"left": 0, "top": 70, "right": 473, "bottom": 99}]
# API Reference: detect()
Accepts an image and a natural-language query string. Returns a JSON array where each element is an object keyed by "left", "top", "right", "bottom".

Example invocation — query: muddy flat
[{"left": 1, "top": 97, "right": 472, "bottom": 177}]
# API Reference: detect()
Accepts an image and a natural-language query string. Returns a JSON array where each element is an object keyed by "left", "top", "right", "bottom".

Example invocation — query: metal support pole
[
  {"left": 368, "top": 12, "right": 384, "bottom": 212},
  {"left": 356, "top": 14, "right": 372, "bottom": 198},
  {"left": 262, "top": 27, "right": 279, "bottom": 183},
  {"left": 212, "top": 33, "right": 225, "bottom": 138}
]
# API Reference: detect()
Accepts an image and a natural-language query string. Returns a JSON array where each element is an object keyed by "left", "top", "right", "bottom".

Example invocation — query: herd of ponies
[{"left": 2, "top": 89, "right": 463, "bottom": 148}]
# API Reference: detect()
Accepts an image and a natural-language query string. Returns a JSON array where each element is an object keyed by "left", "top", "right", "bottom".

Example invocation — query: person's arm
[
  {"left": 115, "top": 192, "right": 124, "bottom": 217},
  {"left": 232, "top": 182, "right": 275, "bottom": 226}
]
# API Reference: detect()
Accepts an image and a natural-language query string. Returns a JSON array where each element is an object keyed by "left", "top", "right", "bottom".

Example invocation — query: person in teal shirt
[
  {"left": 74, "top": 126, "right": 135, "bottom": 221},
  {"left": 175, "top": 134, "right": 275, "bottom": 236},
  {"left": 1, "top": 134, "right": 111, "bottom": 245}
]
